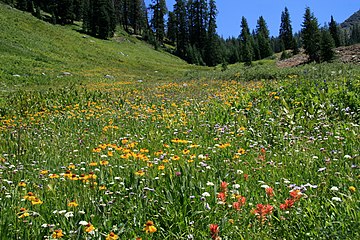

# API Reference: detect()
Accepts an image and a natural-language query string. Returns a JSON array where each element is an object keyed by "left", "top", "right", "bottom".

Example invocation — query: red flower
[
  {"left": 217, "top": 192, "right": 226, "bottom": 202},
  {"left": 243, "top": 174, "right": 249, "bottom": 181},
  {"left": 290, "top": 190, "right": 301, "bottom": 201},
  {"left": 265, "top": 187, "right": 274, "bottom": 197},
  {"left": 220, "top": 181, "right": 228, "bottom": 192},
  {"left": 209, "top": 224, "right": 219, "bottom": 239},
  {"left": 252, "top": 204, "right": 274, "bottom": 222}
]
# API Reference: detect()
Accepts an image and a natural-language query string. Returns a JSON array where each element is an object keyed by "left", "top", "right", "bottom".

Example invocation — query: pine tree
[
  {"left": 83, "top": 0, "right": 116, "bottom": 39},
  {"left": 256, "top": 16, "right": 273, "bottom": 59},
  {"left": 174, "top": 0, "right": 188, "bottom": 58},
  {"left": 301, "top": 7, "right": 321, "bottom": 63},
  {"left": 329, "top": 16, "right": 341, "bottom": 47},
  {"left": 279, "top": 7, "right": 294, "bottom": 50},
  {"left": 240, "top": 16, "right": 253, "bottom": 65},
  {"left": 167, "top": 11, "right": 177, "bottom": 44},
  {"left": 188, "top": 0, "right": 208, "bottom": 50},
  {"left": 350, "top": 24, "right": 360, "bottom": 44},
  {"left": 320, "top": 29, "right": 335, "bottom": 62},
  {"left": 204, "top": 0, "right": 220, "bottom": 66},
  {"left": 150, "top": 0, "right": 167, "bottom": 43}
]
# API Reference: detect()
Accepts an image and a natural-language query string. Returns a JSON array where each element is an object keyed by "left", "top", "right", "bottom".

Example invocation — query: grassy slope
[{"left": 0, "top": 3, "right": 204, "bottom": 92}]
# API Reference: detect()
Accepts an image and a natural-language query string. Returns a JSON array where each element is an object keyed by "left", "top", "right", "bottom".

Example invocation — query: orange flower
[
  {"left": 265, "top": 187, "right": 274, "bottom": 197},
  {"left": 18, "top": 181, "right": 26, "bottom": 187},
  {"left": 106, "top": 232, "right": 119, "bottom": 240},
  {"left": 49, "top": 173, "right": 60, "bottom": 179},
  {"left": 31, "top": 197, "right": 43, "bottom": 205},
  {"left": 52, "top": 229, "right": 64, "bottom": 239},
  {"left": 100, "top": 160, "right": 109, "bottom": 166},
  {"left": 135, "top": 170, "right": 145, "bottom": 176},
  {"left": 85, "top": 223, "right": 95, "bottom": 233},
  {"left": 68, "top": 200, "right": 79, "bottom": 207},
  {"left": 143, "top": 220, "right": 157, "bottom": 234}
]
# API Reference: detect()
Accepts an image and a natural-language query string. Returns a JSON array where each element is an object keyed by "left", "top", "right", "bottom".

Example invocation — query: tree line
[{"left": 2, "top": 0, "right": 360, "bottom": 66}]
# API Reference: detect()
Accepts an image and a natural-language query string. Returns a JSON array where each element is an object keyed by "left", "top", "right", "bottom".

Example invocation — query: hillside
[
  {"left": 0, "top": 3, "right": 204, "bottom": 92},
  {"left": 341, "top": 9, "right": 360, "bottom": 29}
]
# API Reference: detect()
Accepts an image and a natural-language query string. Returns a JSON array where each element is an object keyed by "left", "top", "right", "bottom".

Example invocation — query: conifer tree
[
  {"left": 279, "top": 7, "right": 294, "bottom": 50},
  {"left": 329, "top": 16, "right": 341, "bottom": 47},
  {"left": 83, "top": 0, "right": 116, "bottom": 39},
  {"left": 167, "top": 11, "right": 177, "bottom": 44},
  {"left": 204, "top": 0, "right": 220, "bottom": 66},
  {"left": 301, "top": 7, "right": 321, "bottom": 62},
  {"left": 320, "top": 29, "right": 335, "bottom": 62},
  {"left": 240, "top": 16, "right": 253, "bottom": 65},
  {"left": 150, "top": 0, "right": 167, "bottom": 43},
  {"left": 256, "top": 16, "right": 273, "bottom": 59},
  {"left": 350, "top": 24, "right": 360, "bottom": 44},
  {"left": 174, "top": 0, "right": 188, "bottom": 58}
]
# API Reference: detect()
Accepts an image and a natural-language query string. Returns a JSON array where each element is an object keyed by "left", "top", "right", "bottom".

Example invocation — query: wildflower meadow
[{"left": 0, "top": 63, "right": 359, "bottom": 239}]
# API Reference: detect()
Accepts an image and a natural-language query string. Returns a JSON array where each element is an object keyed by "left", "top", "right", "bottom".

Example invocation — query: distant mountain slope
[
  {"left": 341, "top": 9, "right": 360, "bottom": 29},
  {"left": 0, "top": 3, "right": 201, "bottom": 90}
]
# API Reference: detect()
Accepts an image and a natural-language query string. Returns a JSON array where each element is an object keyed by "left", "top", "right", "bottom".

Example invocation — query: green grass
[
  {"left": 0, "top": 3, "right": 360, "bottom": 240},
  {"left": 0, "top": 3, "right": 205, "bottom": 93}
]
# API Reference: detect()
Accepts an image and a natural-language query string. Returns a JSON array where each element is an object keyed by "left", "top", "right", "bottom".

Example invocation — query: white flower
[
  {"left": 236, "top": 170, "right": 243, "bottom": 174},
  {"left": 79, "top": 221, "right": 88, "bottom": 226},
  {"left": 78, "top": 210, "right": 85, "bottom": 214},
  {"left": 344, "top": 155, "right": 352, "bottom": 159},
  {"left": 65, "top": 212, "right": 74, "bottom": 218},
  {"left": 58, "top": 210, "right": 67, "bottom": 215},
  {"left": 233, "top": 184, "right": 240, "bottom": 189},
  {"left": 260, "top": 184, "right": 270, "bottom": 189},
  {"left": 202, "top": 192, "right": 210, "bottom": 197},
  {"left": 331, "top": 197, "right": 342, "bottom": 202},
  {"left": 318, "top": 167, "right": 326, "bottom": 172},
  {"left": 330, "top": 186, "right": 339, "bottom": 191},
  {"left": 206, "top": 181, "right": 214, "bottom": 186}
]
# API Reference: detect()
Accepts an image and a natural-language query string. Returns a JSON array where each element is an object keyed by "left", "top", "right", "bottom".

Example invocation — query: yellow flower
[
  {"left": 68, "top": 164, "right": 75, "bottom": 169},
  {"left": 171, "top": 155, "right": 180, "bottom": 161},
  {"left": 68, "top": 200, "right": 79, "bottom": 207},
  {"left": 106, "top": 232, "right": 119, "bottom": 240},
  {"left": 143, "top": 220, "right": 157, "bottom": 234},
  {"left": 158, "top": 165, "right": 165, "bottom": 170},
  {"left": 89, "top": 162, "right": 98, "bottom": 167},
  {"left": 182, "top": 149, "right": 190, "bottom": 154},
  {"left": 237, "top": 148, "right": 246, "bottom": 155},
  {"left": 49, "top": 173, "right": 60, "bottom": 179},
  {"left": 100, "top": 160, "right": 109, "bottom": 166},
  {"left": 18, "top": 208, "right": 29, "bottom": 218},
  {"left": 349, "top": 186, "right": 356, "bottom": 193},
  {"left": 52, "top": 229, "right": 64, "bottom": 239},
  {"left": 18, "top": 181, "right": 27, "bottom": 187},
  {"left": 85, "top": 223, "right": 95, "bottom": 233},
  {"left": 40, "top": 170, "right": 49, "bottom": 175},
  {"left": 24, "top": 192, "right": 36, "bottom": 201},
  {"left": 31, "top": 197, "right": 43, "bottom": 205},
  {"left": 99, "top": 185, "right": 107, "bottom": 190},
  {"left": 135, "top": 170, "right": 145, "bottom": 176}
]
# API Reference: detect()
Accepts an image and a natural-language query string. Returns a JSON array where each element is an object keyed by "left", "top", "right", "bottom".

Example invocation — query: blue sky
[{"left": 145, "top": 0, "right": 359, "bottom": 38}]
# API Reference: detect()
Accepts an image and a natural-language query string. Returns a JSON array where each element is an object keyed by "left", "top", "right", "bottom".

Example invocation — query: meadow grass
[{"left": 1, "top": 3, "right": 360, "bottom": 240}]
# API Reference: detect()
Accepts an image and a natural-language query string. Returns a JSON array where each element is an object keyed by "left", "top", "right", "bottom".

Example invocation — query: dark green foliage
[
  {"left": 174, "top": 0, "right": 188, "bottom": 58},
  {"left": 167, "top": 11, "right": 177, "bottom": 44},
  {"left": 302, "top": 7, "right": 321, "bottom": 63},
  {"left": 150, "top": 0, "right": 167, "bottom": 43},
  {"left": 83, "top": 0, "right": 116, "bottom": 39},
  {"left": 320, "top": 29, "right": 336, "bottom": 62},
  {"left": 256, "top": 16, "right": 273, "bottom": 59},
  {"left": 279, "top": 7, "right": 294, "bottom": 50},
  {"left": 329, "top": 16, "right": 341, "bottom": 47},
  {"left": 204, "top": 0, "right": 221, "bottom": 66},
  {"left": 240, "top": 16, "right": 253, "bottom": 65},
  {"left": 350, "top": 23, "right": 360, "bottom": 44}
]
